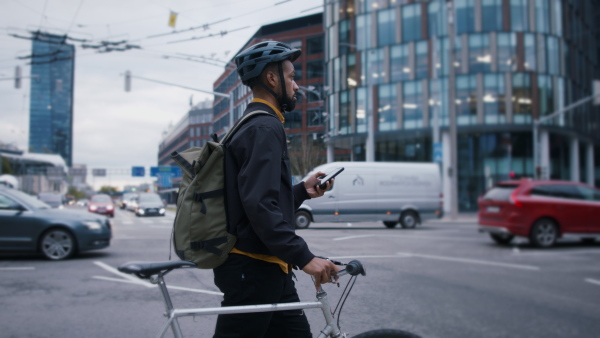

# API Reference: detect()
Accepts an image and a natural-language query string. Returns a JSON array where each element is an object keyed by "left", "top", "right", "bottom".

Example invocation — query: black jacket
[{"left": 224, "top": 102, "right": 314, "bottom": 268}]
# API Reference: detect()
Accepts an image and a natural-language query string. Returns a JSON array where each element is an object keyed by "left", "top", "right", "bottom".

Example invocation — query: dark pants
[{"left": 212, "top": 253, "right": 312, "bottom": 338}]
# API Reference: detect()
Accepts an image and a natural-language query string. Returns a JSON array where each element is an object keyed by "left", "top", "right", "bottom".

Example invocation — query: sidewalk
[{"left": 427, "top": 212, "right": 478, "bottom": 224}]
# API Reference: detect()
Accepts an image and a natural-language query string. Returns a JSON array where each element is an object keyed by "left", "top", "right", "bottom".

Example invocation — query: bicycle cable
[{"left": 333, "top": 275, "right": 358, "bottom": 330}]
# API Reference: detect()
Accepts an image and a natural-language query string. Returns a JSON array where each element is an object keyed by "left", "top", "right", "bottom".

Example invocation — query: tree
[
  {"left": 67, "top": 186, "right": 86, "bottom": 200},
  {"left": 99, "top": 185, "right": 119, "bottom": 195},
  {"left": 288, "top": 134, "right": 327, "bottom": 177},
  {"left": 1, "top": 156, "right": 13, "bottom": 175}
]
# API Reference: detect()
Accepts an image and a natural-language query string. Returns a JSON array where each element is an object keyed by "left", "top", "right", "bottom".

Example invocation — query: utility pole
[{"left": 447, "top": 0, "right": 459, "bottom": 220}]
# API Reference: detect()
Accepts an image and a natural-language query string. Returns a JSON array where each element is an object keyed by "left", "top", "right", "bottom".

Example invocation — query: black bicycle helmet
[{"left": 235, "top": 41, "right": 301, "bottom": 86}]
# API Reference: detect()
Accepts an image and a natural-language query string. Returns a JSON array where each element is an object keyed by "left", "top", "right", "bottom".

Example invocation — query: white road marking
[
  {"left": 585, "top": 278, "right": 600, "bottom": 286},
  {"left": 121, "top": 220, "right": 133, "bottom": 224},
  {"left": 397, "top": 252, "right": 540, "bottom": 271},
  {"left": 0, "top": 267, "right": 35, "bottom": 271},
  {"left": 93, "top": 261, "right": 223, "bottom": 295},
  {"left": 333, "top": 234, "right": 480, "bottom": 243}
]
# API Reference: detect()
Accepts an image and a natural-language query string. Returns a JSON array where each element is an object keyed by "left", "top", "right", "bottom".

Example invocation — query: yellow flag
[{"left": 168, "top": 11, "right": 177, "bottom": 28}]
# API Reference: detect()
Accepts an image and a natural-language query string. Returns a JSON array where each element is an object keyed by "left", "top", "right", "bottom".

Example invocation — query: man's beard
[{"left": 282, "top": 93, "right": 296, "bottom": 112}]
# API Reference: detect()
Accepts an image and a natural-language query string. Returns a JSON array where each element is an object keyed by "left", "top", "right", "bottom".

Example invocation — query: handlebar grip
[{"left": 344, "top": 260, "right": 366, "bottom": 276}]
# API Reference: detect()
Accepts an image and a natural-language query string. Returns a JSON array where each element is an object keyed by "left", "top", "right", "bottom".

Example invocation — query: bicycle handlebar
[{"left": 335, "top": 259, "right": 366, "bottom": 278}]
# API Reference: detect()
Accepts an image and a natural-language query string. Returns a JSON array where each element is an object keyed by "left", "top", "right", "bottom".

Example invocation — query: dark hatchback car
[
  {"left": 478, "top": 179, "right": 600, "bottom": 247},
  {"left": 0, "top": 187, "right": 112, "bottom": 260},
  {"left": 134, "top": 193, "right": 166, "bottom": 217}
]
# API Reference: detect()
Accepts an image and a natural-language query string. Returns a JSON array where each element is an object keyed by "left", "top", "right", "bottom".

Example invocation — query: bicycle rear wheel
[{"left": 353, "top": 328, "right": 421, "bottom": 338}]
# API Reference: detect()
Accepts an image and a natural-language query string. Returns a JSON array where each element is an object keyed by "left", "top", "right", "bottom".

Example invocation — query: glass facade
[
  {"left": 325, "top": 0, "right": 600, "bottom": 211},
  {"left": 29, "top": 33, "right": 75, "bottom": 167}
]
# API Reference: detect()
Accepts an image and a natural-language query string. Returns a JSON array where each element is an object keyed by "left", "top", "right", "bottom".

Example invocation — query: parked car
[
  {"left": 119, "top": 192, "right": 137, "bottom": 210},
  {"left": 37, "top": 192, "right": 64, "bottom": 209},
  {"left": 88, "top": 194, "right": 115, "bottom": 217},
  {"left": 296, "top": 161, "right": 443, "bottom": 229},
  {"left": 0, "top": 186, "right": 112, "bottom": 260},
  {"left": 76, "top": 199, "right": 89, "bottom": 206},
  {"left": 134, "top": 193, "right": 166, "bottom": 217},
  {"left": 478, "top": 179, "right": 600, "bottom": 247}
]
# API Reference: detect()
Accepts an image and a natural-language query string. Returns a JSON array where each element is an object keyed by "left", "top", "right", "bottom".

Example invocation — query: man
[{"left": 213, "top": 41, "right": 339, "bottom": 337}]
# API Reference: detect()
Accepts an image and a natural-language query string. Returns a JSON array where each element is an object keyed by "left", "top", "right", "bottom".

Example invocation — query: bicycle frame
[{"left": 151, "top": 273, "right": 343, "bottom": 338}]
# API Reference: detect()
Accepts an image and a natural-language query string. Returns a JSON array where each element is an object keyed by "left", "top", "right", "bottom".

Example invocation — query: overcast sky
[{"left": 0, "top": 0, "right": 322, "bottom": 189}]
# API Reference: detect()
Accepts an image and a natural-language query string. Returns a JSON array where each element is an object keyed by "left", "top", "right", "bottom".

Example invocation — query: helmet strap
[{"left": 255, "top": 62, "right": 288, "bottom": 112}]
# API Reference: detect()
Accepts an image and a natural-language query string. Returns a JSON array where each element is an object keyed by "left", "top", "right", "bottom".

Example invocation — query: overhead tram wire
[
  {"left": 146, "top": 17, "right": 231, "bottom": 39},
  {"left": 166, "top": 25, "right": 250, "bottom": 45},
  {"left": 65, "top": 0, "right": 85, "bottom": 34}
]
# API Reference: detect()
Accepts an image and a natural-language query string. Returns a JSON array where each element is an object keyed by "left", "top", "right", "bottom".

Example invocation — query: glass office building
[
  {"left": 29, "top": 32, "right": 75, "bottom": 167},
  {"left": 324, "top": 0, "right": 600, "bottom": 211}
]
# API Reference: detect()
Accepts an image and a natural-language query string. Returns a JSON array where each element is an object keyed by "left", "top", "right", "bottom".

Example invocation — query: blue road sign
[
  {"left": 433, "top": 142, "right": 443, "bottom": 163},
  {"left": 131, "top": 166, "right": 145, "bottom": 177},
  {"left": 156, "top": 172, "right": 172, "bottom": 188},
  {"left": 150, "top": 166, "right": 182, "bottom": 178}
]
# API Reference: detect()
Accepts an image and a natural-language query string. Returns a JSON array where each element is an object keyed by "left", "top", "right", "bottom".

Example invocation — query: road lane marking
[
  {"left": 93, "top": 261, "right": 223, "bottom": 295},
  {"left": 0, "top": 267, "right": 35, "bottom": 271},
  {"left": 397, "top": 252, "right": 540, "bottom": 271},
  {"left": 585, "top": 278, "right": 600, "bottom": 286},
  {"left": 333, "top": 234, "right": 480, "bottom": 242}
]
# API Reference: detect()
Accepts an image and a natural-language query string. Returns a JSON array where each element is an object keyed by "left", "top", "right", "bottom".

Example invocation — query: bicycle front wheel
[{"left": 352, "top": 328, "right": 421, "bottom": 338}]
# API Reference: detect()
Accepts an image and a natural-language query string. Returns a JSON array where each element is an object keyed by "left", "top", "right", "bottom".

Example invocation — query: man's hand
[
  {"left": 304, "top": 171, "right": 334, "bottom": 198},
  {"left": 302, "top": 257, "right": 341, "bottom": 290}
]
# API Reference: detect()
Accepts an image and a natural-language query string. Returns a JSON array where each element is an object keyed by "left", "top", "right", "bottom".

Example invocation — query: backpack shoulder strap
[{"left": 220, "top": 110, "right": 275, "bottom": 144}]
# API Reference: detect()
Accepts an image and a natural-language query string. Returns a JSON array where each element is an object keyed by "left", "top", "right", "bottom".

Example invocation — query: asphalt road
[{"left": 1, "top": 206, "right": 599, "bottom": 338}]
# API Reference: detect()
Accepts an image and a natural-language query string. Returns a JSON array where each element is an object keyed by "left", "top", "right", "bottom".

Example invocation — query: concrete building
[
  {"left": 323, "top": 0, "right": 600, "bottom": 211},
  {"left": 28, "top": 31, "right": 75, "bottom": 167}
]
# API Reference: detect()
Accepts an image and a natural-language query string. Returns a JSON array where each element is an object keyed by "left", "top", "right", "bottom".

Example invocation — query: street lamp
[{"left": 446, "top": 0, "right": 459, "bottom": 220}]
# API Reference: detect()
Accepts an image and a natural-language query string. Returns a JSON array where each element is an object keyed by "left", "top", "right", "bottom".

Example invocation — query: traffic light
[
  {"left": 125, "top": 70, "right": 131, "bottom": 92},
  {"left": 14, "top": 66, "right": 21, "bottom": 89}
]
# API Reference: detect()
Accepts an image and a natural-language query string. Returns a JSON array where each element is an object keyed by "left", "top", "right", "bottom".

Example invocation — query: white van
[{"left": 296, "top": 162, "right": 443, "bottom": 228}]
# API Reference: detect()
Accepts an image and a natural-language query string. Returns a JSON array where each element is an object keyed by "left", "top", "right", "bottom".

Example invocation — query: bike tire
[{"left": 353, "top": 328, "right": 421, "bottom": 338}]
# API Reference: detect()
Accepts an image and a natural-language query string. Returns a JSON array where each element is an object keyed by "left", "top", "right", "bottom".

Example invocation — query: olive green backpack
[{"left": 170, "top": 110, "right": 272, "bottom": 268}]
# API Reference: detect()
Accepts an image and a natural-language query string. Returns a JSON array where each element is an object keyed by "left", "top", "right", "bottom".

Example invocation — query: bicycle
[{"left": 118, "top": 259, "right": 420, "bottom": 338}]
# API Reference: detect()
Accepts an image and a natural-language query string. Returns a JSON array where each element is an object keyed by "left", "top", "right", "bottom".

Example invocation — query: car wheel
[
  {"left": 383, "top": 221, "right": 398, "bottom": 228},
  {"left": 400, "top": 211, "right": 418, "bottom": 229},
  {"left": 295, "top": 210, "right": 311, "bottom": 229},
  {"left": 529, "top": 218, "right": 558, "bottom": 248},
  {"left": 39, "top": 228, "right": 76, "bottom": 260},
  {"left": 489, "top": 233, "right": 514, "bottom": 245}
]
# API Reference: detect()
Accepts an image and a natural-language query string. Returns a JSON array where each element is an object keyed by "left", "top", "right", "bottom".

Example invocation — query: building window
[
  {"left": 378, "top": 84, "right": 397, "bottom": 131},
  {"left": 306, "top": 60, "right": 323, "bottom": 79},
  {"left": 469, "top": 34, "right": 492, "bottom": 73},
  {"left": 428, "top": 0, "right": 446, "bottom": 37},
  {"left": 339, "top": 90, "right": 351, "bottom": 134},
  {"left": 429, "top": 78, "right": 449, "bottom": 127},
  {"left": 535, "top": 0, "right": 550, "bottom": 33},
  {"left": 497, "top": 33, "right": 517, "bottom": 72},
  {"left": 483, "top": 74, "right": 506, "bottom": 124},
  {"left": 524, "top": 34, "right": 537, "bottom": 71},
  {"left": 547, "top": 36, "right": 559, "bottom": 76},
  {"left": 402, "top": 81, "right": 424, "bottom": 129},
  {"left": 482, "top": 0, "right": 503, "bottom": 32},
  {"left": 359, "top": 0, "right": 386, "bottom": 13},
  {"left": 415, "top": 41, "right": 428, "bottom": 79},
  {"left": 510, "top": 0, "right": 529, "bottom": 32},
  {"left": 455, "top": 0, "right": 475, "bottom": 35},
  {"left": 346, "top": 53, "right": 358, "bottom": 88},
  {"left": 356, "top": 14, "right": 372, "bottom": 50},
  {"left": 361, "top": 48, "right": 385, "bottom": 85},
  {"left": 456, "top": 75, "right": 478, "bottom": 125},
  {"left": 390, "top": 44, "right": 411, "bottom": 82},
  {"left": 339, "top": 19, "right": 351, "bottom": 54},
  {"left": 307, "top": 108, "right": 325, "bottom": 127},
  {"left": 402, "top": 3, "right": 422, "bottom": 42},
  {"left": 356, "top": 87, "right": 368, "bottom": 133},
  {"left": 307, "top": 35, "right": 324, "bottom": 55},
  {"left": 378, "top": 9, "right": 396, "bottom": 46},
  {"left": 553, "top": 0, "right": 562, "bottom": 36},
  {"left": 537, "top": 75, "right": 554, "bottom": 118},
  {"left": 283, "top": 111, "right": 302, "bottom": 129},
  {"left": 512, "top": 73, "right": 532, "bottom": 123},
  {"left": 293, "top": 63, "right": 302, "bottom": 81}
]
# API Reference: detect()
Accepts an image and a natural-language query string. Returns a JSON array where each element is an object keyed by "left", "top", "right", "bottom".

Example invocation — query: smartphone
[{"left": 316, "top": 167, "right": 344, "bottom": 190}]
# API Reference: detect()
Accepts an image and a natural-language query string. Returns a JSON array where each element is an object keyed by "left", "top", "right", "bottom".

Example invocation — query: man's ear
[{"left": 265, "top": 70, "right": 278, "bottom": 89}]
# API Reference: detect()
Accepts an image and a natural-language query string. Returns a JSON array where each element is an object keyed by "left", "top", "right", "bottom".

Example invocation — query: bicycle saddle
[{"left": 118, "top": 260, "right": 197, "bottom": 279}]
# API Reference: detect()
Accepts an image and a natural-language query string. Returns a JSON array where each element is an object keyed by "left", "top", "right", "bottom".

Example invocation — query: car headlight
[
  {"left": 107, "top": 205, "right": 114, "bottom": 210},
  {"left": 138, "top": 209, "right": 145, "bottom": 215},
  {"left": 159, "top": 208, "right": 165, "bottom": 214},
  {"left": 83, "top": 221, "right": 102, "bottom": 230},
  {"left": 90, "top": 205, "right": 98, "bottom": 211}
]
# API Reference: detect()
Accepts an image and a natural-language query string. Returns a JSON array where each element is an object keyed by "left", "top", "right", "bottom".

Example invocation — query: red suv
[{"left": 478, "top": 179, "right": 600, "bottom": 247}]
